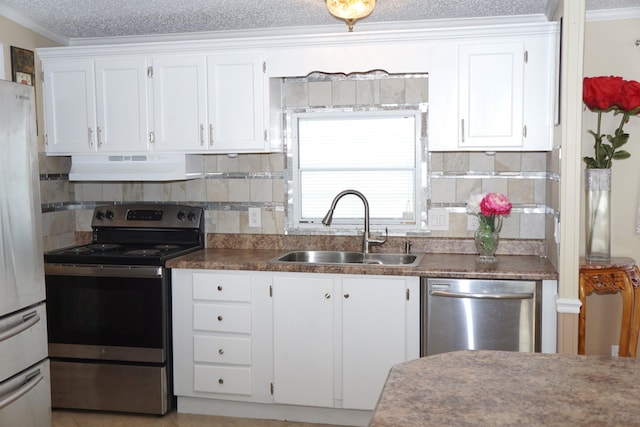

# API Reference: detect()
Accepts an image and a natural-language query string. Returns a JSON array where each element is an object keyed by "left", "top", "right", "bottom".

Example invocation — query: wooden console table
[{"left": 579, "top": 257, "right": 640, "bottom": 357}]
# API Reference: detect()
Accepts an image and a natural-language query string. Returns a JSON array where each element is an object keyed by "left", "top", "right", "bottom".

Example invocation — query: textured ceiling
[{"left": 0, "top": 0, "right": 639, "bottom": 41}]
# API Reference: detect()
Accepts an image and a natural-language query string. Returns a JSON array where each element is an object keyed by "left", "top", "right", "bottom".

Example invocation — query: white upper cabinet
[
  {"left": 151, "top": 53, "right": 267, "bottom": 153},
  {"left": 43, "top": 60, "right": 97, "bottom": 154},
  {"left": 207, "top": 54, "right": 266, "bottom": 152},
  {"left": 429, "top": 31, "right": 557, "bottom": 151},
  {"left": 458, "top": 42, "right": 525, "bottom": 148},
  {"left": 94, "top": 58, "right": 150, "bottom": 153},
  {"left": 151, "top": 56, "right": 208, "bottom": 151},
  {"left": 42, "top": 58, "right": 149, "bottom": 154}
]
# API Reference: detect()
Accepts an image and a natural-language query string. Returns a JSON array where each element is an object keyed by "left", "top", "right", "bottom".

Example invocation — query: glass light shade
[{"left": 326, "top": 0, "right": 376, "bottom": 31}]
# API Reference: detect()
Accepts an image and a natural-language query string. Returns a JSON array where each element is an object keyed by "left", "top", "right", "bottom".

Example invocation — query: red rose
[
  {"left": 618, "top": 79, "right": 640, "bottom": 113},
  {"left": 583, "top": 76, "right": 624, "bottom": 111}
]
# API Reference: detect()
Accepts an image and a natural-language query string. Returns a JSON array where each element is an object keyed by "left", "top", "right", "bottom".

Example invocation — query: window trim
[{"left": 285, "top": 107, "right": 428, "bottom": 235}]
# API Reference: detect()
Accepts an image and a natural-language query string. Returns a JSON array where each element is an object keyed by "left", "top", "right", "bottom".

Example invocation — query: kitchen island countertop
[
  {"left": 369, "top": 350, "right": 640, "bottom": 426},
  {"left": 167, "top": 248, "right": 557, "bottom": 280}
]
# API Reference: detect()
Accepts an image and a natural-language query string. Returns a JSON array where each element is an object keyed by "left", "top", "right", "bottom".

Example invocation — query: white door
[
  {"left": 341, "top": 277, "right": 407, "bottom": 410},
  {"left": 95, "top": 58, "right": 150, "bottom": 153},
  {"left": 458, "top": 42, "right": 525, "bottom": 148},
  {"left": 272, "top": 275, "right": 335, "bottom": 407},
  {"left": 42, "top": 60, "right": 97, "bottom": 154},
  {"left": 151, "top": 55, "right": 207, "bottom": 151},
  {"left": 207, "top": 53, "right": 265, "bottom": 152}
]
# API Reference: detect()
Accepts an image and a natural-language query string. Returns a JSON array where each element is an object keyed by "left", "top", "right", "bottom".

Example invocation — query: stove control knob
[
  {"left": 105, "top": 210, "right": 114, "bottom": 220},
  {"left": 95, "top": 211, "right": 105, "bottom": 220},
  {"left": 187, "top": 211, "right": 197, "bottom": 222},
  {"left": 177, "top": 210, "right": 186, "bottom": 221}
]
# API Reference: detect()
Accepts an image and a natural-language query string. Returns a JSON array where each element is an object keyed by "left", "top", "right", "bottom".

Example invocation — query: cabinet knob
[
  {"left": 217, "top": 315, "right": 223, "bottom": 321},
  {"left": 325, "top": 293, "right": 331, "bottom": 299},
  {"left": 218, "top": 348, "right": 224, "bottom": 355},
  {"left": 344, "top": 293, "right": 350, "bottom": 299},
  {"left": 217, "top": 285, "right": 223, "bottom": 291},
  {"left": 218, "top": 378, "right": 224, "bottom": 384}
]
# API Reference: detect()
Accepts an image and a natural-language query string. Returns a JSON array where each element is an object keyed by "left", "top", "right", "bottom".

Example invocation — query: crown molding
[
  {"left": 59, "top": 14, "right": 552, "bottom": 47},
  {"left": 0, "top": 4, "right": 69, "bottom": 45},
  {"left": 586, "top": 6, "right": 640, "bottom": 21}
]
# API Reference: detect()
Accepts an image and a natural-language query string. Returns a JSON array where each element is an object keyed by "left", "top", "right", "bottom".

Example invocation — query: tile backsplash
[{"left": 39, "top": 72, "right": 552, "bottom": 252}]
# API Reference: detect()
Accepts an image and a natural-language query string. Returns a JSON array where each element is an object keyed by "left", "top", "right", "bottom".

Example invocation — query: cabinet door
[
  {"left": 151, "top": 56, "right": 207, "bottom": 151},
  {"left": 94, "top": 58, "right": 150, "bottom": 153},
  {"left": 458, "top": 42, "right": 525, "bottom": 148},
  {"left": 207, "top": 53, "right": 266, "bottom": 152},
  {"left": 341, "top": 277, "right": 408, "bottom": 410},
  {"left": 272, "top": 275, "right": 335, "bottom": 407},
  {"left": 42, "top": 60, "right": 97, "bottom": 154}
]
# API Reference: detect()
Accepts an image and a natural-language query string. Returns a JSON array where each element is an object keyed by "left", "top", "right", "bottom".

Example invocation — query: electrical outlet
[
  {"left": 248, "top": 207, "right": 261, "bottom": 228},
  {"left": 428, "top": 209, "right": 449, "bottom": 231},
  {"left": 611, "top": 344, "right": 619, "bottom": 357}
]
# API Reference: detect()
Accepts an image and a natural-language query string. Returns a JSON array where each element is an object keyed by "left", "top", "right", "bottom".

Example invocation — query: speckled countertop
[
  {"left": 167, "top": 248, "right": 557, "bottom": 280},
  {"left": 369, "top": 350, "right": 640, "bottom": 426}
]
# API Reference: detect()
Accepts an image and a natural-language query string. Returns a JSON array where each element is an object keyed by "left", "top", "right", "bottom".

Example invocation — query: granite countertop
[
  {"left": 369, "top": 350, "right": 640, "bottom": 426},
  {"left": 166, "top": 248, "right": 558, "bottom": 280}
]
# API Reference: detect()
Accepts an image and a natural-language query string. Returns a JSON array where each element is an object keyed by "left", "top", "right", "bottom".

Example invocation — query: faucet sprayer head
[{"left": 321, "top": 209, "right": 334, "bottom": 226}]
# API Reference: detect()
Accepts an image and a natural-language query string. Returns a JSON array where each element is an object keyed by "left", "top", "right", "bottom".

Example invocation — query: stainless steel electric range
[{"left": 44, "top": 204, "right": 204, "bottom": 415}]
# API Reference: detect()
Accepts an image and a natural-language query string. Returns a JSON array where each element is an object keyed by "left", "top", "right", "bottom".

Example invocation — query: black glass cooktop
[{"left": 44, "top": 243, "right": 202, "bottom": 266}]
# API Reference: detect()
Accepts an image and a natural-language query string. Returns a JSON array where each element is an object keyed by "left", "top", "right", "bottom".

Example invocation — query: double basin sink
[{"left": 270, "top": 250, "right": 424, "bottom": 267}]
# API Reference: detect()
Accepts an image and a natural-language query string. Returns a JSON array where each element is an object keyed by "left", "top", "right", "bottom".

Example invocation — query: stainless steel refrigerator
[{"left": 0, "top": 79, "right": 51, "bottom": 426}]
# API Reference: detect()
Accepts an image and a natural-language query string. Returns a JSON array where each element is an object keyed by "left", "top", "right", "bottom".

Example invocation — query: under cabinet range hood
[{"left": 68, "top": 154, "right": 205, "bottom": 181}]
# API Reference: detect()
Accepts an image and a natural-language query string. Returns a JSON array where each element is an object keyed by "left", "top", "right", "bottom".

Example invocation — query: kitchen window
[{"left": 286, "top": 108, "right": 427, "bottom": 233}]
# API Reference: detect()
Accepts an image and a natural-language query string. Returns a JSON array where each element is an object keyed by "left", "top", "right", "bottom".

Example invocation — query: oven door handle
[
  {"left": 0, "top": 369, "right": 43, "bottom": 410},
  {"left": 0, "top": 311, "right": 40, "bottom": 343},
  {"left": 45, "top": 264, "right": 163, "bottom": 278}
]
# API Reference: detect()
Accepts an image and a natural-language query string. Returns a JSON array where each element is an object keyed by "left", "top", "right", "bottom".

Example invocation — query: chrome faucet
[{"left": 321, "top": 189, "right": 387, "bottom": 254}]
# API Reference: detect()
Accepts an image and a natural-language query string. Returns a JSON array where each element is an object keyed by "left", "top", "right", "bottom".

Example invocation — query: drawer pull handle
[
  {"left": 217, "top": 315, "right": 223, "bottom": 321},
  {"left": 218, "top": 349, "right": 224, "bottom": 355},
  {"left": 218, "top": 378, "right": 224, "bottom": 384},
  {"left": 217, "top": 285, "right": 223, "bottom": 291},
  {"left": 344, "top": 293, "right": 350, "bottom": 299}
]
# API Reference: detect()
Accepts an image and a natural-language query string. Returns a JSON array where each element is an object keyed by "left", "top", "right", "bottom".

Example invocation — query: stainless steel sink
[{"left": 270, "top": 250, "right": 424, "bottom": 267}]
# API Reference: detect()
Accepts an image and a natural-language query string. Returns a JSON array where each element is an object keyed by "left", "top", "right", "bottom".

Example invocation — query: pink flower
[{"left": 479, "top": 192, "right": 512, "bottom": 216}]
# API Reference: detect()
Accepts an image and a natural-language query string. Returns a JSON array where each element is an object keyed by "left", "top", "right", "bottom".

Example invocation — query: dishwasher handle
[{"left": 429, "top": 289, "right": 533, "bottom": 300}]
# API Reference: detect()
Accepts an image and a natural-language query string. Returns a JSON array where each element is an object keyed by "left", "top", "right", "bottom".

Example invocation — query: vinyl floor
[{"left": 51, "top": 409, "right": 350, "bottom": 427}]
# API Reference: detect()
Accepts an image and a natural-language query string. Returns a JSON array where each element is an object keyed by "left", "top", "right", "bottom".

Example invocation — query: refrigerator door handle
[
  {"left": 0, "top": 369, "right": 43, "bottom": 410},
  {"left": 0, "top": 312, "right": 40, "bottom": 343}
]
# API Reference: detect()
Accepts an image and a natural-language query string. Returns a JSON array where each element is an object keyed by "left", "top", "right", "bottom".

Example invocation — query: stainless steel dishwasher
[{"left": 421, "top": 277, "right": 541, "bottom": 356}]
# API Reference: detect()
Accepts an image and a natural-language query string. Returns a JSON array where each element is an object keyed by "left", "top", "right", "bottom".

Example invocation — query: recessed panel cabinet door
[
  {"left": 207, "top": 54, "right": 265, "bottom": 152},
  {"left": 272, "top": 275, "right": 335, "bottom": 407},
  {"left": 341, "top": 277, "right": 408, "bottom": 410},
  {"left": 42, "top": 60, "right": 97, "bottom": 154},
  {"left": 152, "top": 56, "right": 207, "bottom": 151},
  {"left": 94, "top": 58, "right": 150, "bottom": 153},
  {"left": 458, "top": 42, "right": 525, "bottom": 148}
]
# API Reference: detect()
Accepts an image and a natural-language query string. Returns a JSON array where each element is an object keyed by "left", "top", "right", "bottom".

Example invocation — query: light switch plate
[
  {"left": 467, "top": 214, "right": 479, "bottom": 231},
  {"left": 428, "top": 209, "right": 449, "bottom": 231},
  {"left": 248, "top": 207, "right": 261, "bottom": 228}
]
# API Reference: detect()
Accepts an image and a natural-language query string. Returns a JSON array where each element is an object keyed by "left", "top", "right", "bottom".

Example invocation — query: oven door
[{"left": 45, "top": 264, "right": 168, "bottom": 364}]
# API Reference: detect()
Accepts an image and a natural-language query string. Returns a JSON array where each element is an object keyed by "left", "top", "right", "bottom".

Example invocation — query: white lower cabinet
[{"left": 172, "top": 269, "right": 419, "bottom": 423}]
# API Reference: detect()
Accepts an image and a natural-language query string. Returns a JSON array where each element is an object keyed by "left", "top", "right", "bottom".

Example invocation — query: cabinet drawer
[
  {"left": 193, "top": 273, "right": 251, "bottom": 302},
  {"left": 194, "top": 335, "right": 251, "bottom": 365},
  {"left": 193, "top": 365, "right": 252, "bottom": 395},
  {"left": 193, "top": 303, "right": 251, "bottom": 333}
]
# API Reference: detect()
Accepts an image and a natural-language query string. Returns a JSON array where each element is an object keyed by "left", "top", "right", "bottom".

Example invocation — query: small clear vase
[
  {"left": 474, "top": 215, "right": 502, "bottom": 263},
  {"left": 585, "top": 168, "right": 611, "bottom": 263}
]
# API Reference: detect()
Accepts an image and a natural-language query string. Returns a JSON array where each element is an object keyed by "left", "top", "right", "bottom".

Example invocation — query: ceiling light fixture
[{"left": 326, "top": 0, "right": 376, "bottom": 32}]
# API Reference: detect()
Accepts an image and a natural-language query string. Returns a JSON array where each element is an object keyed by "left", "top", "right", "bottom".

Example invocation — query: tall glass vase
[
  {"left": 585, "top": 168, "right": 611, "bottom": 263},
  {"left": 474, "top": 215, "right": 503, "bottom": 263}
]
